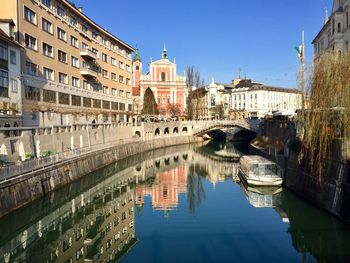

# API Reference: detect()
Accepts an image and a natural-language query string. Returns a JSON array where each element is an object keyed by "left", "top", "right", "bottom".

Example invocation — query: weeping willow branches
[{"left": 299, "top": 53, "right": 350, "bottom": 183}]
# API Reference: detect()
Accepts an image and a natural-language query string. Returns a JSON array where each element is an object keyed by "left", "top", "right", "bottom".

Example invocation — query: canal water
[{"left": 0, "top": 141, "right": 350, "bottom": 262}]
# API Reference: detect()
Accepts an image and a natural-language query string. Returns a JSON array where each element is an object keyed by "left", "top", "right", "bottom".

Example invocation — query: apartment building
[
  {"left": 313, "top": 0, "right": 350, "bottom": 58},
  {"left": 0, "top": 20, "right": 23, "bottom": 127},
  {"left": 231, "top": 80, "right": 302, "bottom": 119},
  {"left": 0, "top": 0, "right": 134, "bottom": 126}
]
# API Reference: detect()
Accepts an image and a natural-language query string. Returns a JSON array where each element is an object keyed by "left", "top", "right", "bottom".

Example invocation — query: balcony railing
[
  {"left": 80, "top": 49, "right": 97, "bottom": 60},
  {"left": 81, "top": 67, "right": 98, "bottom": 78}
]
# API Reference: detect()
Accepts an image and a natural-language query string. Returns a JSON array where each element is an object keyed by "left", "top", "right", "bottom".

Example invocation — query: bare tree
[
  {"left": 168, "top": 103, "right": 181, "bottom": 117},
  {"left": 186, "top": 66, "right": 205, "bottom": 120},
  {"left": 186, "top": 66, "right": 195, "bottom": 119}
]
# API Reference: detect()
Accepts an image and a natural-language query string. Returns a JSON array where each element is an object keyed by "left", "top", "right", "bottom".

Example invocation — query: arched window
[{"left": 161, "top": 72, "right": 166, "bottom": 82}]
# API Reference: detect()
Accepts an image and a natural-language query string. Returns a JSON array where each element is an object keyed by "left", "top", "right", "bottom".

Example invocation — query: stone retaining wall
[{"left": 0, "top": 135, "right": 202, "bottom": 218}]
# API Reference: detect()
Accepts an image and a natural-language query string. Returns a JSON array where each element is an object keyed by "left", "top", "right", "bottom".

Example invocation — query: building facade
[
  {"left": 0, "top": 20, "right": 23, "bottom": 127},
  {"left": 231, "top": 80, "right": 302, "bottom": 119},
  {"left": 139, "top": 48, "right": 187, "bottom": 116},
  {"left": 189, "top": 79, "right": 234, "bottom": 120},
  {"left": 0, "top": 0, "right": 134, "bottom": 126},
  {"left": 313, "top": 0, "right": 350, "bottom": 58}
]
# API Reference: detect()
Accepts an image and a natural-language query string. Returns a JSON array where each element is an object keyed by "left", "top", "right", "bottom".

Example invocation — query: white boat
[{"left": 238, "top": 155, "right": 283, "bottom": 187}]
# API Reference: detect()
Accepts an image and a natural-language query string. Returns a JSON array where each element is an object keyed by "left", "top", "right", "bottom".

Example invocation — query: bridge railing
[{"left": 192, "top": 119, "right": 260, "bottom": 135}]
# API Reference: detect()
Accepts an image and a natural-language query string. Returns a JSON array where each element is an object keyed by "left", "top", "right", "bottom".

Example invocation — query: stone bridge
[
  {"left": 132, "top": 119, "right": 260, "bottom": 140},
  {"left": 191, "top": 119, "right": 260, "bottom": 137}
]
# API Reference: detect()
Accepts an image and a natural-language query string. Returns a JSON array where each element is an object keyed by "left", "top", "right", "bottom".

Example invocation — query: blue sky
[{"left": 75, "top": 0, "right": 332, "bottom": 88}]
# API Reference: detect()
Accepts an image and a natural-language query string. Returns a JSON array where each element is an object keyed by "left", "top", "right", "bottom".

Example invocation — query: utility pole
[{"left": 301, "top": 30, "right": 305, "bottom": 110}]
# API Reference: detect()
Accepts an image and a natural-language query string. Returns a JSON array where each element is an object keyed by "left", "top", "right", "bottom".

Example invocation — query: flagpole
[{"left": 301, "top": 30, "right": 305, "bottom": 110}]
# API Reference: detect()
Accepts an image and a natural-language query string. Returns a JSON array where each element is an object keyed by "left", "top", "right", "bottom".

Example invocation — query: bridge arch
[
  {"left": 164, "top": 127, "right": 170, "bottom": 135},
  {"left": 155, "top": 128, "right": 161, "bottom": 136},
  {"left": 182, "top": 127, "right": 188, "bottom": 133},
  {"left": 173, "top": 127, "right": 179, "bottom": 134}
]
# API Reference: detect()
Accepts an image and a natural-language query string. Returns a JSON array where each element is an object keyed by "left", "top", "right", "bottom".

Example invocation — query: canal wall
[
  {"left": 252, "top": 119, "right": 350, "bottom": 223},
  {"left": 0, "top": 121, "right": 202, "bottom": 218}
]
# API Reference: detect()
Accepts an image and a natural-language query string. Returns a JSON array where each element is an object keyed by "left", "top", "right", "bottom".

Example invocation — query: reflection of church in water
[{"left": 136, "top": 167, "right": 187, "bottom": 213}]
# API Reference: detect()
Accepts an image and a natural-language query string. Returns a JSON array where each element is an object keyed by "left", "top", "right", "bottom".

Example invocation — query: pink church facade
[{"left": 136, "top": 48, "right": 187, "bottom": 116}]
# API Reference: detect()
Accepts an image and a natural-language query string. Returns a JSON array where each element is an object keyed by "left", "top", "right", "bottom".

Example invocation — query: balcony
[
  {"left": 80, "top": 49, "right": 97, "bottom": 60},
  {"left": 81, "top": 67, "right": 98, "bottom": 78}
]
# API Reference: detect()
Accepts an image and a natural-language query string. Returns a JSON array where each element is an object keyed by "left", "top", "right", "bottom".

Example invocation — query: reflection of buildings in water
[
  {"left": 0, "top": 169, "right": 137, "bottom": 263},
  {"left": 192, "top": 152, "right": 239, "bottom": 189},
  {"left": 136, "top": 167, "right": 187, "bottom": 213}
]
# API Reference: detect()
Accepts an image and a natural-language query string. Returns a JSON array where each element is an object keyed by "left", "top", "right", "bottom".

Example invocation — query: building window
[
  {"left": 57, "top": 27, "right": 66, "bottom": 41},
  {"left": 71, "top": 56, "right": 79, "bottom": 68},
  {"left": 10, "top": 50, "right": 16, "bottom": 65},
  {"left": 43, "top": 67, "right": 54, "bottom": 80},
  {"left": 42, "top": 18, "right": 53, "bottom": 34},
  {"left": 0, "top": 41, "right": 8, "bottom": 65},
  {"left": 112, "top": 88, "right": 117, "bottom": 95},
  {"left": 82, "top": 24, "right": 88, "bottom": 34},
  {"left": 10, "top": 78, "right": 18, "bottom": 93},
  {"left": 101, "top": 37, "right": 106, "bottom": 45},
  {"left": 338, "top": 22, "right": 342, "bottom": 33},
  {"left": 0, "top": 70, "right": 9, "bottom": 97},
  {"left": 59, "top": 72, "right": 68, "bottom": 84},
  {"left": 56, "top": 5, "right": 66, "bottom": 19},
  {"left": 111, "top": 57, "right": 116, "bottom": 66},
  {"left": 83, "top": 80, "right": 89, "bottom": 89},
  {"left": 43, "top": 89, "right": 56, "bottom": 103},
  {"left": 102, "top": 69, "right": 108, "bottom": 78},
  {"left": 119, "top": 75, "right": 124, "bottom": 83},
  {"left": 126, "top": 78, "right": 131, "bottom": 86},
  {"left": 102, "top": 53, "right": 108, "bottom": 62},
  {"left": 24, "top": 6, "right": 37, "bottom": 25},
  {"left": 41, "top": 0, "right": 51, "bottom": 8},
  {"left": 119, "top": 90, "right": 124, "bottom": 97},
  {"left": 70, "top": 16, "right": 77, "bottom": 27},
  {"left": 92, "top": 31, "right": 98, "bottom": 40},
  {"left": 25, "top": 61, "right": 38, "bottom": 76},
  {"left": 59, "top": 92, "right": 70, "bottom": 105},
  {"left": 72, "top": 77, "right": 80, "bottom": 87},
  {"left": 70, "top": 95, "right": 80, "bottom": 106},
  {"left": 25, "top": 34, "right": 37, "bottom": 50},
  {"left": 119, "top": 61, "right": 124, "bottom": 69},
  {"left": 81, "top": 42, "right": 88, "bottom": 51},
  {"left": 43, "top": 43, "right": 54, "bottom": 58},
  {"left": 126, "top": 64, "right": 131, "bottom": 72},
  {"left": 70, "top": 36, "right": 78, "bottom": 48},
  {"left": 111, "top": 73, "right": 116, "bottom": 80},
  {"left": 103, "top": 86, "right": 109, "bottom": 94},
  {"left": 58, "top": 50, "right": 67, "bottom": 63},
  {"left": 161, "top": 72, "right": 166, "bottom": 82}
]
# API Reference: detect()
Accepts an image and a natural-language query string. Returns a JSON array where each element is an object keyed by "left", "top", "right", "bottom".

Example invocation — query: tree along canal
[{"left": 0, "top": 141, "right": 349, "bottom": 262}]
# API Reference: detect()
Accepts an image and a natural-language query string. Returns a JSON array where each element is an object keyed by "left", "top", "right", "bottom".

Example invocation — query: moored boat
[{"left": 238, "top": 155, "right": 283, "bottom": 187}]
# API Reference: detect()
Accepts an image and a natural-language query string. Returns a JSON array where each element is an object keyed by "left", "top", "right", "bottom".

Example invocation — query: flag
[{"left": 295, "top": 45, "right": 303, "bottom": 61}]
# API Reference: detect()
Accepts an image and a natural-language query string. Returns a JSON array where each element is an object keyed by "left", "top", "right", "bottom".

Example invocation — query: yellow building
[{"left": 0, "top": 0, "right": 134, "bottom": 126}]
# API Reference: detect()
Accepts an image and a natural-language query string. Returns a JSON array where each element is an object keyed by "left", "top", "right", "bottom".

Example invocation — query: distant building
[
  {"left": 189, "top": 79, "right": 233, "bottom": 120},
  {"left": 313, "top": 0, "right": 350, "bottom": 58},
  {"left": 0, "top": 0, "right": 134, "bottom": 126},
  {"left": 0, "top": 20, "right": 22, "bottom": 127},
  {"left": 231, "top": 80, "right": 302, "bottom": 119},
  {"left": 138, "top": 48, "right": 187, "bottom": 116}
]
